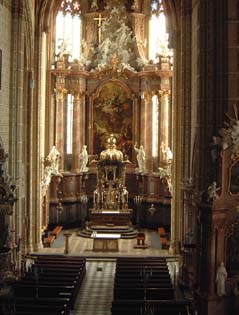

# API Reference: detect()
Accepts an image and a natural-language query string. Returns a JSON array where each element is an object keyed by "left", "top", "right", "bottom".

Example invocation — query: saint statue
[
  {"left": 215, "top": 262, "right": 227, "bottom": 296},
  {"left": 47, "top": 145, "right": 61, "bottom": 172},
  {"left": 79, "top": 145, "right": 89, "bottom": 173},
  {"left": 231, "top": 120, "right": 239, "bottom": 152},
  {"left": 134, "top": 144, "right": 146, "bottom": 173},
  {"left": 91, "top": 0, "right": 99, "bottom": 11},
  {"left": 148, "top": 204, "right": 156, "bottom": 216}
]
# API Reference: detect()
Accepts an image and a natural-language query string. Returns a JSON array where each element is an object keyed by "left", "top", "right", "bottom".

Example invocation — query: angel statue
[
  {"left": 207, "top": 181, "right": 220, "bottom": 202},
  {"left": 79, "top": 145, "right": 89, "bottom": 173},
  {"left": 134, "top": 144, "right": 146, "bottom": 173},
  {"left": 90, "top": 0, "right": 99, "bottom": 11}
]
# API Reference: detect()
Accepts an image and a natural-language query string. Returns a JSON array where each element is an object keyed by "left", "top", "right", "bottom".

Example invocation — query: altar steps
[{"left": 78, "top": 226, "right": 138, "bottom": 239}]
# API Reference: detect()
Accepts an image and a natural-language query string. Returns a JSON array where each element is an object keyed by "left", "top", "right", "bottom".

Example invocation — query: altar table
[{"left": 91, "top": 233, "right": 121, "bottom": 252}]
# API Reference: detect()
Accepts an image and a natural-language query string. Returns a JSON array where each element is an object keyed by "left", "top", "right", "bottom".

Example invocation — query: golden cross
[{"left": 94, "top": 13, "right": 106, "bottom": 44}]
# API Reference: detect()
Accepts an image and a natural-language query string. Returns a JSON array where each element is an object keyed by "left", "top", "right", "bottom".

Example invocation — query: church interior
[{"left": 0, "top": 0, "right": 239, "bottom": 314}]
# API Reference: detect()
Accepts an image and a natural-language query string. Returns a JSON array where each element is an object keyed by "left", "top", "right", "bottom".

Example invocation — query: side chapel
[{"left": 0, "top": 0, "right": 239, "bottom": 315}]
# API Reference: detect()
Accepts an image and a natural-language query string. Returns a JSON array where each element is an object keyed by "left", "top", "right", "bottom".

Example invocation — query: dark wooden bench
[
  {"left": 44, "top": 235, "right": 56, "bottom": 248},
  {"left": 34, "top": 254, "right": 85, "bottom": 261},
  {"left": 114, "top": 282, "right": 173, "bottom": 289},
  {"left": 16, "top": 255, "right": 86, "bottom": 313},
  {"left": 14, "top": 284, "right": 75, "bottom": 308},
  {"left": 111, "top": 300, "right": 189, "bottom": 315},
  {"left": 115, "top": 268, "right": 170, "bottom": 274},
  {"left": 114, "top": 287, "right": 175, "bottom": 300},
  {"left": 158, "top": 227, "right": 166, "bottom": 236},
  {"left": 50, "top": 225, "right": 63, "bottom": 238},
  {"left": 160, "top": 236, "right": 169, "bottom": 249},
  {"left": 15, "top": 304, "right": 69, "bottom": 315},
  {"left": 15, "top": 300, "right": 70, "bottom": 315},
  {"left": 16, "top": 311, "right": 67, "bottom": 315},
  {"left": 35, "top": 260, "right": 84, "bottom": 268}
]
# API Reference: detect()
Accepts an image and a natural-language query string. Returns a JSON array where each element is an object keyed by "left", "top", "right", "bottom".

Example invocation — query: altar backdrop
[{"left": 93, "top": 82, "right": 133, "bottom": 159}]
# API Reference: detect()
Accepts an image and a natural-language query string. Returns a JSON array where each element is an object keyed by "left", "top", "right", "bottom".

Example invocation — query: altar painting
[{"left": 93, "top": 82, "right": 133, "bottom": 158}]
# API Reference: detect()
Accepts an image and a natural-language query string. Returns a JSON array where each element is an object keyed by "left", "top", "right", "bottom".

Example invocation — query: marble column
[
  {"left": 159, "top": 91, "right": 170, "bottom": 160},
  {"left": 55, "top": 87, "right": 67, "bottom": 171},
  {"left": 72, "top": 92, "right": 85, "bottom": 172},
  {"left": 143, "top": 91, "right": 153, "bottom": 172}
]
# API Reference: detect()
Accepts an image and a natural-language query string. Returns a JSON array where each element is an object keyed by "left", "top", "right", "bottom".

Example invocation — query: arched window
[
  {"left": 149, "top": 0, "right": 170, "bottom": 62},
  {"left": 55, "top": 0, "right": 81, "bottom": 61}
]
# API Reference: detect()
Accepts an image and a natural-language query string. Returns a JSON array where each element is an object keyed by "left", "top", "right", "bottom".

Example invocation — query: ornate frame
[{"left": 88, "top": 78, "right": 138, "bottom": 160}]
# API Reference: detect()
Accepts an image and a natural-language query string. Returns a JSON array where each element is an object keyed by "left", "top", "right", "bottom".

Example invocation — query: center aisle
[{"left": 71, "top": 259, "right": 116, "bottom": 315}]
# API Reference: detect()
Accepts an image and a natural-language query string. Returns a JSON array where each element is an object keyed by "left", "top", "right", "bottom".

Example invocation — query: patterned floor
[
  {"left": 70, "top": 260, "right": 116, "bottom": 315},
  {"left": 38, "top": 229, "right": 174, "bottom": 258}
]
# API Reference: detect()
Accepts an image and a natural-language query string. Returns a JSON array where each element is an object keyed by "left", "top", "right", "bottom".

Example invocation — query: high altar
[
  {"left": 47, "top": 0, "right": 172, "bottom": 230},
  {"left": 90, "top": 134, "right": 132, "bottom": 230}
]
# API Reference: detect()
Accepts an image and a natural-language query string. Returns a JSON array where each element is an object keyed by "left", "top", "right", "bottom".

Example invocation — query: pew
[
  {"left": 51, "top": 225, "right": 63, "bottom": 238},
  {"left": 111, "top": 300, "right": 189, "bottom": 315},
  {"left": 160, "top": 236, "right": 169, "bottom": 249},
  {"left": 15, "top": 303, "right": 70, "bottom": 315},
  {"left": 15, "top": 255, "right": 86, "bottom": 313},
  {"left": 158, "top": 226, "right": 166, "bottom": 236},
  {"left": 114, "top": 287, "right": 175, "bottom": 300},
  {"left": 44, "top": 234, "right": 56, "bottom": 247},
  {"left": 112, "top": 257, "right": 188, "bottom": 314},
  {"left": 14, "top": 284, "right": 75, "bottom": 307}
]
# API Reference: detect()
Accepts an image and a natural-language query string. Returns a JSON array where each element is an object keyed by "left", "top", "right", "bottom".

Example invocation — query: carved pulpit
[
  {"left": 196, "top": 105, "right": 239, "bottom": 315},
  {"left": 90, "top": 134, "right": 132, "bottom": 228}
]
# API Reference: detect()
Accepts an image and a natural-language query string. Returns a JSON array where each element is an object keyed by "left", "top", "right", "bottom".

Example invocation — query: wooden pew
[
  {"left": 50, "top": 225, "right": 63, "bottom": 238},
  {"left": 34, "top": 255, "right": 86, "bottom": 263},
  {"left": 14, "top": 284, "right": 75, "bottom": 308},
  {"left": 114, "top": 281, "right": 173, "bottom": 289},
  {"left": 112, "top": 257, "right": 188, "bottom": 315},
  {"left": 114, "top": 287, "right": 175, "bottom": 300},
  {"left": 160, "top": 236, "right": 169, "bottom": 249},
  {"left": 158, "top": 227, "right": 166, "bottom": 236},
  {"left": 44, "top": 234, "right": 56, "bottom": 247},
  {"left": 16, "top": 304, "right": 69, "bottom": 315},
  {"left": 111, "top": 300, "right": 188, "bottom": 315},
  {"left": 16, "top": 255, "right": 86, "bottom": 313},
  {"left": 15, "top": 296, "right": 70, "bottom": 307},
  {"left": 15, "top": 302, "right": 70, "bottom": 315}
]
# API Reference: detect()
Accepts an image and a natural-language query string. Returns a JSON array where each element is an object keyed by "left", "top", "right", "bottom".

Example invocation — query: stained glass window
[
  {"left": 55, "top": 0, "right": 81, "bottom": 61},
  {"left": 149, "top": 0, "right": 171, "bottom": 62}
]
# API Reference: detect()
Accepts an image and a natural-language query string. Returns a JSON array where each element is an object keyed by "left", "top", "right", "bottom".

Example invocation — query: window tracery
[
  {"left": 55, "top": 0, "right": 81, "bottom": 61},
  {"left": 59, "top": 0, "right": 81, "bottom": 16},
  {"left": 149, "top": 0, "right": 172, "bottom": 63}
]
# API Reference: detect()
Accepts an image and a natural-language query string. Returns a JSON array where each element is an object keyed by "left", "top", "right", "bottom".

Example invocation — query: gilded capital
[
  {"left": 144, "top": 91, "right": 153, "bottom": 101},
  {"left": 71, "top": 91, "right": 85, "bottom": 100},
  {"left": 54, "top": 88, "right": 68, "bottom": 100}
]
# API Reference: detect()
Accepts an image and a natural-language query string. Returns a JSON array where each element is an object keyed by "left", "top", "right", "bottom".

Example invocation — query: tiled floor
[
  {"left": 37, "top": 229, "right": 176, "bottom": 258},
  {"left": 70, "top": 260, "right": 116, "bottom": 315}
]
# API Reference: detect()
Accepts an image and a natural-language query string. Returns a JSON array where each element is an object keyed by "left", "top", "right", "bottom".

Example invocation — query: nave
[{"left": 13, "top": 255, "right": 190, "bottom": 315}]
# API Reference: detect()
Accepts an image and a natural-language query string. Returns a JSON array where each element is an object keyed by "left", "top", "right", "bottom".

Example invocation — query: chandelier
[{"left": 60, "top": 0, "right": 81, "bottom": 16}]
